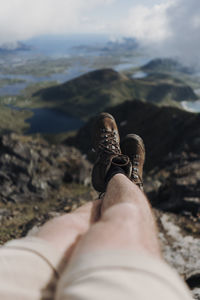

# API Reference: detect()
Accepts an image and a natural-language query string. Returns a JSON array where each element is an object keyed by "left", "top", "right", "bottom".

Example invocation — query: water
[
  {"left": 115, "top": 56, "right": 151, "bottom": 73},
  {"left": 7, "top": 104, "right": 83, "bottom": 134},
  {"left": 0, "top": 34, "right": 112, "bottom": 96},
  {"left": 0, "top": 35, "right": 149, "bottom": 96},
  {"left": 181, "top": 100, "right": 200, "bottom": 113},
  {"left": 0, "top": 35, "right": 148, "bottom": 134},
  {"left": 0, "top": 65, "right": 92, "bottom": 96},
  {"left": 0, "top": 82, "right": 28, "bottom": 96},
  {"left": 26, "top": 108, "right": 84, "bottom": 134},
  {"left": 0, "top": 58, "right": 150, "bottom": 96},
  {"left": 194, "top": 88, "right": 200, "bottom": 96},
  {"left": 132, "top": 71, "right": 147, "bottom": 79}
]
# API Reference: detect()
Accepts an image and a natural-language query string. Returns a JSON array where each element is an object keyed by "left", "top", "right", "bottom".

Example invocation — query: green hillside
[
  {"left": 33, "top": 68, "right": 197, "bottom": 120},
  {"left": 141, "top": 58, "right": 194, "bottom": 74}
]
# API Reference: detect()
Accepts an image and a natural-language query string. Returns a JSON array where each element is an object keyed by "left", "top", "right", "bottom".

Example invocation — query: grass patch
[
  {"left": 0, "top": 78, "right": 26, "bottom": 88},
  {"left": 0, "top": 104, "right": 32, "bottom": 135}
]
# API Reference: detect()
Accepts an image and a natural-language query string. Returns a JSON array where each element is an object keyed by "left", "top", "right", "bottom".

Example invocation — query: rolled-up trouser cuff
[
  {"left": 56, "top": 250, "right": 193, "bottom": 300},
  {"left": 4, "top": 237, "right": 65, "bottom": 277},
  {"left": 0, "top": 237, "right": 66, "bottom": 300}
]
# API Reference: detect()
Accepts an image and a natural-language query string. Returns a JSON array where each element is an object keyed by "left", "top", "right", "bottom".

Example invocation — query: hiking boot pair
[{"left": 92, "top": 112, "right": 145, "bottom": 193}]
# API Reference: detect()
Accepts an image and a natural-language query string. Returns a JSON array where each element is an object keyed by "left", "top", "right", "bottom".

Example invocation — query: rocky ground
[
  {"left": 0, "top": 133, "right": 96, "bottom": 243},
  {"left": 146, "top": 151, "right": 200, "bottom": 299},
  {"left": 0, "top": 99, "right": 200, "bottom": 298}
]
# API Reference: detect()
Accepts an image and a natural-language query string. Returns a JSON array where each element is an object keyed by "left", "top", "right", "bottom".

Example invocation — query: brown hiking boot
[
  {"left": 92, "top": 113, "right": 132, "bottom": 192},
  {"left": 121, "top": 134, "right": 145, "bottom": 190}
]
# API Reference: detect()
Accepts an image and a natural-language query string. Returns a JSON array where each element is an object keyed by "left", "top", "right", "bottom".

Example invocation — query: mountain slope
[
  {"left": 33, "top": 69, "right": 132, "bottom": 119},
  {"left": 33, "top": 69, "right": 197, "bottom": 120},
  {"left": 142, "top": 58, "right": 194, "bottom": 74},
  {"left": 68, "top": 100, "right": 200, "bottom": 171}
]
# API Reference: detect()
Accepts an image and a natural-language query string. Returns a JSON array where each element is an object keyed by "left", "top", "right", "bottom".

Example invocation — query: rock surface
[
  {"left": 156, "top": 210, "right": 200, "bottom": 299},
  {"left": 0, "top": 133, "right": 92, "bottom": 204}
]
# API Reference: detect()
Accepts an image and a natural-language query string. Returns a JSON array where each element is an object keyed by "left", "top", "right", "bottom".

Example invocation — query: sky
[{"left": 0, "top": 0, "right": 200, "bottom": 64}]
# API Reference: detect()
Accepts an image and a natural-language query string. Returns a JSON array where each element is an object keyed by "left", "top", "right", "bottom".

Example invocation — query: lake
[
  {"left": 6, "top": 104, "right": 83, "bottom": 134},
  {"left": 0, "top": 65, "right": 92, "bottom": 96},
  {"left": 132, "top": 71, "right": 147, "bottom": 79},
  {"left": 26, "top": 108, "right": 83, "bottom": 134},
  {"left": 0, "top": 56, "right": 150, "bottom": 96},
  {"left": 0, "top": 36, "right": 156, "bottom": 134},
  {"left": 181, "top": 100, "right": 200, "bottom": 113}
]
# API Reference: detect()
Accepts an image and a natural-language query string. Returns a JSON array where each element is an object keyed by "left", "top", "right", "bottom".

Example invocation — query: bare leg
[
  {"left": 71, "top": 174, "right": 162, "bottom": 259},
  {"left": 56, "top": 176, "right": 192, "bottom": 300}
]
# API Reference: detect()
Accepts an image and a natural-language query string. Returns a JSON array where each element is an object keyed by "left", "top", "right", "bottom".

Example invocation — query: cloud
[
  {"left": 163, "top": 0, "right": 200, "bottom": 65},
  {"left": 1, "top": 0, "right": 200, "bottom": 66},
  {"left": 120, "top": 0, "right": 200, "bottom": 66},
  {"left": 120, "top": 2, "right": 172, "bottom": 43},
  {"left": 0, "top": 0, "right": 116, "bottom": 44}
]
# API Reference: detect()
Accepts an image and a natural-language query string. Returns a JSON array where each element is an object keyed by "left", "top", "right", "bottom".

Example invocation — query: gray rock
[
  {"left": 156, "top": 210, "right": 200, "bottom": 298},
  {"left": 0, "top": 133, "right": 92, "bottom": 203}
]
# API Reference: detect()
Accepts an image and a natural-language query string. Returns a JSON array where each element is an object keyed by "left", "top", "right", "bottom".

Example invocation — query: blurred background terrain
[{"left": 0, "top": 0, "right": 200, "bottom": 297}]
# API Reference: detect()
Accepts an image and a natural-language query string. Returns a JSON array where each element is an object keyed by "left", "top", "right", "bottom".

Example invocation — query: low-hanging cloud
[
  {"left": 1, "top": 0, "right": 200, "bottom": 66},
  {"left": 120, "top": 0, "right": 200, "bottom": 66},
  {"left": 0, "top": 0, "right": 115, "bottom": 44},
  {"left": 164, "top": 0, "right": 200, "bottom": 66}
]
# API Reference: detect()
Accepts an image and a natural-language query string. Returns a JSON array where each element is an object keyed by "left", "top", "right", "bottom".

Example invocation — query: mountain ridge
[
  {"left": 32, "top": 68, "right": 197, "bottom": 120},
  {"left": 67, "top": 99, "right": 200, "bottom": 170}
]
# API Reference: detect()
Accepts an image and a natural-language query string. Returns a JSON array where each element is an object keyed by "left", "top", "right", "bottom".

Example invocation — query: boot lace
[
  {"left": 131, "top": 154, "right": 143, "bottom": 188},
  {"left": 98, "top": 129, "right": 120, "bottom": 154}
]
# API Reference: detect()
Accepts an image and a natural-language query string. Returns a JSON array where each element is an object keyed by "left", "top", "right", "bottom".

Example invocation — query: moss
[
  {"left": 0, "top": 105, "right": 32, "bottom": 134},
  {"left": 0, "top": 78, "right": 26, "bottom": 88}
]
